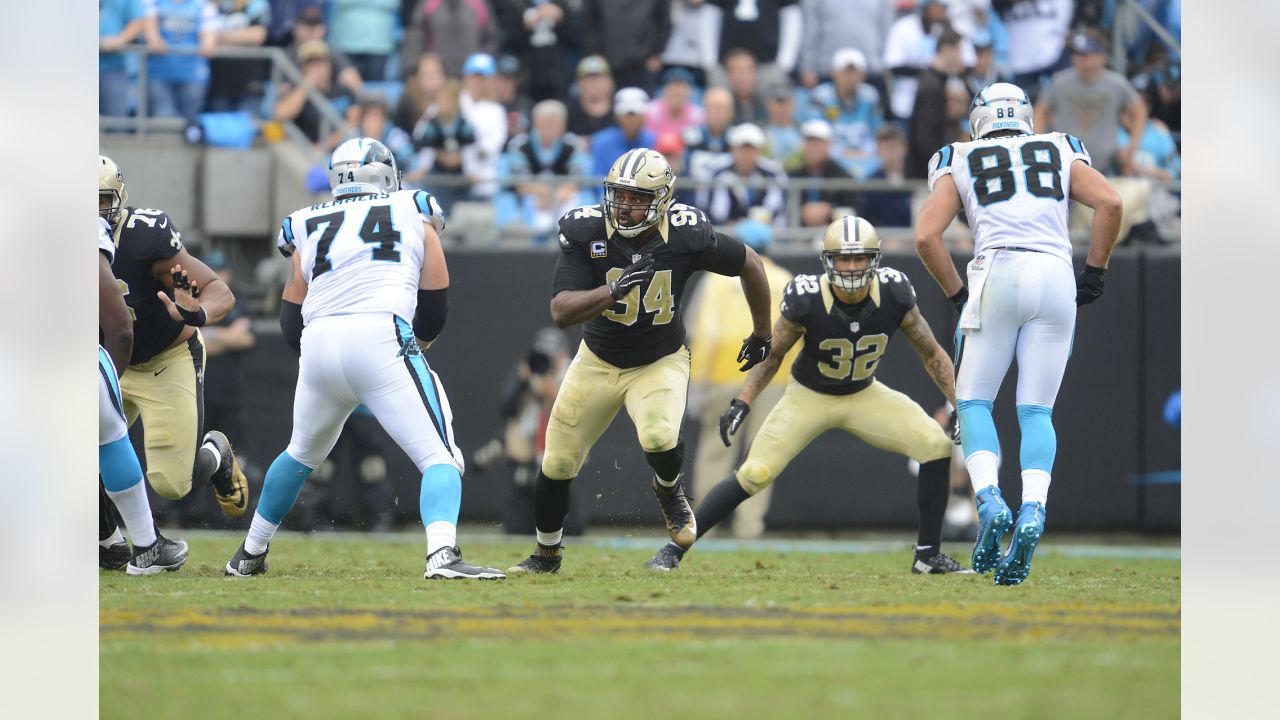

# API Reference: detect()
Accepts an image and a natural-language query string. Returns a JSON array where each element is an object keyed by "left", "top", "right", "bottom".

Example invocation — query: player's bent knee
[
  {"left": 637, "top": 423, "right": 678, "bottom": 453},
  {"left": 541, "top": 453, "right": 581, "bottom": 481},
  {"left": 918, "top": 433, "right": 955, "bottom": 464},
  {"left": 736, "top": 461, "right": 775, "bottom": 496},
  {"left": 147, "top": 469, "right": 190, "bottom": 500}
]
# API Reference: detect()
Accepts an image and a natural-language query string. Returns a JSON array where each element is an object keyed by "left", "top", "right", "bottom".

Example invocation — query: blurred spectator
[
  {"left": 804, "top": 48, "right": 885, "bottom": 179},
  {"left": 401, "top": 0, "right": 499, "bottom": 80},
  {"left": 394, "top": 53, "right": 446, "bottom": 134},
  {"left": 274, "top": 40, "right": 354, "bottom": 146},
  {"left": 882, "top": 0, "right": 975, "bottom": 120},
  {"left": 654, "top": 131, "right": 698, "bottom": 206},
  {"left": 1131, "top": 60, "right": 1179, "bottom": 144},
  {"left": 709, "top": 0, "right": 802, "bottom": 90},
  {"left": 99, "top": 0, "right": 156, "bottom": 118},
  {"left": 684, "top": 86, "right": 734, "bottom": 183},
  {"left": 411, "top": 79, "right": 476, "bottom": 209},
  {"left": 788, "top": 119, "right": 857, "bottom": 228},
  {"left": 762, "top": 82, "right": 801, "bottom": 165},
  {"left": 345, "top": 94, "right": 416, "bottom": 172},
  {"left": 907, "top": 30, "right": 968, "bottom": 179},
  {"left": 944, "top": 75, "right": 973, "bottom": 142},
  {"left": 147, "top": 0, "right": 219, "bottom": 120},
  {"left": 799, "top": 0, "right": 894, "bottom": 92},
  {"left": 998, "top": 0, "right": 1073, "bottom": 97},
  {"left": 704, "top": 123, "right": 788, "bottom": 227},
  {"left": 497, "top": 100, "right": 590, "bottom": 243},
  {"left": 459, "top": 53, "right": 509, "bottom": 199},
  {"left": 329, "top": 0, "right": 400, "bottom": 82},
  {"left": 1034, "top": 30, "right": 1146, "bottom": 175},
  {"left": 583, "top": 0, "right": 671, "bottom": 94},
  {"left": 856, "top": 124, "right": 913, "bottom": 228},
  {"left": 493, "top": 0, "right": 580, "bottom": 103},
  {"left": 660, "top": 0, "right": 722, "bottom": 88},
  {"left": 964, "top": 27, "right": 1010, "bottom": 98},
  {"left": 645, "top": 68, "right": 705, "bottom": 140},
  {"left": 200, "top": 249, "right": 258, "bottom": 480},
  {"left": 1116, "top": 87, "right": 1180, "bottom": 242},
  {"left": 207, "top": 0, "right": 272, "bottom": 115},
  {"left": 495, "top": 54, "right": 532, "bottom": 140},
  {"left": 589, "top": 88, "right": 657, "bottom": 177},
  {"left": 567, "top": 55, "right": 615, "bottom": 138},
  {"left": 939, "top": 0, "right": 992, "bottom": 39},
  {"left": 685, "top": 219, "right": 794, "bottom": 539},
  {"left": 289, "top": 7, "right": 363, "bottom": 97},
  {"left": 723, "top": 47, "right": 766, "bottom": 125}
]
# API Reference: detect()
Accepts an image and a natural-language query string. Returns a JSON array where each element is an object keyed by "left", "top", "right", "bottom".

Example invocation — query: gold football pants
[
  {"left": 120, "top": 330, "right": 205, "bottom": 500},
  {"left": 735, "top": 378, "right": 953, "bottom": 495},
  {"left": 542, "top": 342, "right": 690, "bottom": 480}
]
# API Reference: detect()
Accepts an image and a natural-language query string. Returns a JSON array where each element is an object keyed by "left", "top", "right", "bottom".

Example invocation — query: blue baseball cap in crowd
[
  {"left": 735, "top": 219, "right": 773, "bottom": 253},
  {"left": 661, "top": 67, "right": 696, "bottom": 87},
  {"left": 463, "top": 53, "right": 496, "bottom": 77},
  {"left": 971, "top": 28, "right": 993, "bottom": 50}
]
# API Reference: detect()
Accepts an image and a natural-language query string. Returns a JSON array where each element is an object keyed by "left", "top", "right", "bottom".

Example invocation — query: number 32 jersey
[
  {"left": 928, "top": 132, "right": 1090, "bottom": 266},
  {"left": 278, "top": 189, "right": 445, "bottom": 325}
]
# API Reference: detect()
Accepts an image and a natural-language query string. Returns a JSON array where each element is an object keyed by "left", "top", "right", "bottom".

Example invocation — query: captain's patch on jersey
[{"left": 590, "top": 241, "right": 607, "bottom": 258}]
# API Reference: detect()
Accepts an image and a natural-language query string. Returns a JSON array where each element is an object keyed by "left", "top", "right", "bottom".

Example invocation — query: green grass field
[{"left": 100, "top": 532, "right": 1179, "bottom": 720}]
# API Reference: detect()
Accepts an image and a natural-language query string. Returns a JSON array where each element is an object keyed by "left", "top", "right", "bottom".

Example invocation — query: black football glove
[
  {"left": 719, "top": 399, "right": 750, "bottom": 447},
  {"left": 608, "top": 255, "right": 655, "bottom": 300},
  {"left": 948, "top": 286, "right": 969, "bottom": 314},
  {"left": 737, "top": 334, "right": 772, "bottom": 372},
  {"left": 1076, "top": 264, "right": 1106, "bottom": 306},
  {"left": 948, "top": 409, "right": 961, "bottom": 445}
]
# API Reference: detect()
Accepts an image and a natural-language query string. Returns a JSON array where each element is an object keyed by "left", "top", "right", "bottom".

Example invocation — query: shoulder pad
[
  {"left": 876, "top": 266, "right": 916, "bottom": 306},
  {"left": 277, "top": 214, "right": 297, "bottom": 258},
  {"left": 120, "top": 208, "right": 184, "bottom": 255},
  {"left": 557, "top": 204, "right": 606, "bottom": 251},
  {"left": 666, "top": 203, "right": 713, "bottom": 250},
  {"left": 411, "top": 189, "right": 447, "bottom": 233},
  {"left": 780, "top": 274, "right": 823, "bottom": 323}
]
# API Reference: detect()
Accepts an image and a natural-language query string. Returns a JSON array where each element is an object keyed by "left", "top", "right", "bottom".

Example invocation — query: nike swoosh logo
[{"left": 153, "top": 367, "right": 167, "bottom": 376}]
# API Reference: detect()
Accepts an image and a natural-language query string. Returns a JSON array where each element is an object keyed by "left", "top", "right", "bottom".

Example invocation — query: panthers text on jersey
[
  {"left": 780, "top": 267, "right": 917, "bottom": 396},
  {"left": 278, "top": 189, "right": 445, "bottom": 325},
  {"left": 111, "top": 207, "right": 188, "bottom": 365},
  {"left": 552, "top": 202, "right": 747, "bottom": 369},
  {"left": 928, "top": 131, "right": 1090, "bottom": 266}
]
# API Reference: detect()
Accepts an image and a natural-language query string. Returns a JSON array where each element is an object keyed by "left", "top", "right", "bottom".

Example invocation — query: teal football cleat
[
  {"left": 994, "top": 502, "right": 1046, "bottom": 586},
  {"left": 971, "top": 485, "right": 1013, "bottom": 574}
]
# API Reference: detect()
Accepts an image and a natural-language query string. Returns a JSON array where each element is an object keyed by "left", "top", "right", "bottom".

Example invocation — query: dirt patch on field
[{"left": 101, "top": 603, "right": 1179, "bottom": 647}]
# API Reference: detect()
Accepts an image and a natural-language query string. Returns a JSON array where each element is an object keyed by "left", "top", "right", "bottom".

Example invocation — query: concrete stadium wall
[{"left": 207, "top": 247, "right": 1179, "bottom": 534}]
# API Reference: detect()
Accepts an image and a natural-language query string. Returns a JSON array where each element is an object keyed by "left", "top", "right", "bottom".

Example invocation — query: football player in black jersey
[
  {"left": 647, "top": 216, "right": 973, "bottom": 575},
  {"left": 99, "top": 155, "right": 249, "bottom": 520},
  {"left": 508, "top": 148, "right": 775, "bottom": 574}
]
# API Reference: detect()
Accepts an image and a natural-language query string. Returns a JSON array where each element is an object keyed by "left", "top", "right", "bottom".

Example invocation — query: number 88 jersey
[
  {"left": 928, "top": 132, "right": 1091, "bottom": 266},
  {"left": 278, "top": 189, "right": 445, "bottom": 325}
]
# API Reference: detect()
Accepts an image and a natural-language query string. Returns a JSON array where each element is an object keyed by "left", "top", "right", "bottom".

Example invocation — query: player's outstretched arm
[
  {"left": 99, "top": 252, "right": 133, "bottom": 374},
  {"left": 1069, "top": 160, "right": 1123, "bottom": 271},
  {"left": 899, "top": 306, "right": 956, "bottom": 406},
  {"left": 153, "top": 249, "right": 236, "bottom": 325},
  {"left": 737, "top": 245, "right": 774, "bottom": 344},
  {"left": 720, "top": 315, "right": 802, "bottom": 446},
  {"left": 915, "top": 175, "right": 966, "bottom": 303}
]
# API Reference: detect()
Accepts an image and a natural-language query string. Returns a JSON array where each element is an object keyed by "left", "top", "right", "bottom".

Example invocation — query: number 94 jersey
[
  {"left": 781, "top": 268, "right": 916, "bottom": 396},
  {"left": 278, "top": 189, "right": 445, "bottom": 325},
  {"left": 929, "top": 132, "right": 1091, "bottom": 266}
]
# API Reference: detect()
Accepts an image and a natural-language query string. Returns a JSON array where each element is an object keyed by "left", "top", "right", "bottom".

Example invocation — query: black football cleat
[
  {"left": 100, "top": 541, "right": 131, "bottom": 570},
  {"left": 507, "top": 543, "right": 563, "bottom": 575},
  {"left": 204, "top": 430, "right": 249, "bottom": 519},
  {"left": 645, "top": 542, "right": 686, "bottom": 571},
  {"left": 911, "top": 550, "right": 975, "bottom": 575},
  {"left": 126, "top": 534, "right": 189, "bottom": 575},
  {"left": 424, "top": 546, "right": 506, "bottom": 580},
  {"left": 652, "top": 476, "right": 697, "bottom": 548},
  {"left": 224, "top": 542, "right": 268, "bottom": 577}
]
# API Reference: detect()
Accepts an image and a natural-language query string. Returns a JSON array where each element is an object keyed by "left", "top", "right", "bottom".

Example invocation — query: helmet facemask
[
  {"left": 604, "top": 183, "right": 667, "bottom": 238},
  {"left": 822, "top": 250, "right": 881, "bottom": 292},
  {"left": 99, "top": 189, "right": 125, "bottom": 227},
  {"left": 98, "top": 155, "right": 128, "bottom": 228}
]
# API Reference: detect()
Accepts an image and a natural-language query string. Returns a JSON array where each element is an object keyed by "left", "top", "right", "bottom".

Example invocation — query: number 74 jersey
[
  {"left": 278, "top": 189, "right": 445, "bottom": 325},
  {"left": 928, "top": 132, "right": 1091, "bottom": 266}
]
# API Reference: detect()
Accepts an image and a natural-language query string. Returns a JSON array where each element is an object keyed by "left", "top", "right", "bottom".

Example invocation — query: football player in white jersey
[
  {"left": 914, "top": 83, "right": 1122, "bottom": 585},
  {"left": 224, "top": 138, "right": 504, "bottom": 580},
  {"left": 99, "top": 217, "right": 189, "bottom": 574}
]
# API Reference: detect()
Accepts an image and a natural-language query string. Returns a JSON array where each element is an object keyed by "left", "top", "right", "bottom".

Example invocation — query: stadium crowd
[{"left": 100, "top": 0, "right": 1181, "bottom": 238}]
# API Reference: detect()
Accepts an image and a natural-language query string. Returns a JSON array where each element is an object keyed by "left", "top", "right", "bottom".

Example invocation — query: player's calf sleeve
[
  {"left": 694, "top": 476, "right": 751, "bottom": 539},
  {"left": 100, "top": 436, "right": 157, "bottom": 547},
  {"left": 534, "top": 470, "right": 572, "bottom": 546},
  {"left": 644, "top": 441, "right": 685, "bottom": 486},
  {"left": 420, "top": 464, "right": 461, "bottom": 555},
  {"left": 915, "top": 458, "right": 951, "bottom": 550},
  {"left": 257, "top": 451, "right": 313, "bottom": 525},
  {"left": 957, "top": 399, "right": 998, "bottom": 457},
  {"left": 1016, "top": 403, "right": 1056, "bottom": 474}
]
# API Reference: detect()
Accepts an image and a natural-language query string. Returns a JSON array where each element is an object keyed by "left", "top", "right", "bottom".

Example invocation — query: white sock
[
  {"left": 201, "top": 443, "right": 221, "bottom": 473},
  {"left": 100, "top": 528, "right": 124, "bottom": 549},
  {"left": 536, "top": 529, "right": 563, "bottom": 547},
  {"left": 655, "top": 471, "right": 681, "bottom": 488},
  {"left": 1021, "top": 469, "right": 1051, "bottom": 507},
  {"left": 244, "top": 513, "right": 279, "bottom": 555},
  {"left": 965, "top": 450, "right": 1000, "bottom": 494},
  {"left": 104, "top": 484, "right": 156, "bottom": 548},
  {"left": 425, "top": 520, "right": 457, "bottom": 555}
]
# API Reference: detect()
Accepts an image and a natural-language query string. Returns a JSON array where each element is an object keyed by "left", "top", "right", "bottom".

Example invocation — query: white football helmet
[
  {"left": 820, "top": 215, "right": 881, "bottom": 292},
  {"left": 969, "top": 82, "right": 1034, "bottom": 140},
  {"left": 603, "top": 148, "right": 676, "bottom": 238},
  {"left": 329, "top": 137, "right": 401, "bottom": 198}
]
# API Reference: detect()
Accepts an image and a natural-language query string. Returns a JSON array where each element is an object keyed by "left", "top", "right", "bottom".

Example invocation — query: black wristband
[
  {"left": 1084, "top": 264, "right": 1106, "bottom": 276},
  {"left": 948, "top": 286, "right": 969, "bottom": 312},
  {"left": 177, "top": 305, "right": 207, "bottom": 327}
]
